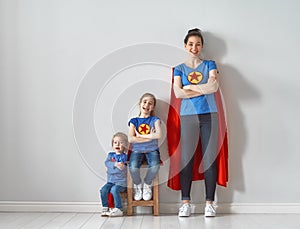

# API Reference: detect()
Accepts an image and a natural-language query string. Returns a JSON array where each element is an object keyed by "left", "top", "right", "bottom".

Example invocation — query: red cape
[{"left": 167, "top": 68, "right": 229, "bottom": 190}]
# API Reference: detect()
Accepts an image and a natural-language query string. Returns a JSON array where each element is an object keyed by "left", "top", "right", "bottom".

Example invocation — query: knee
[
  {"left": 148, "top": 159, "right": 160, "bottom": 168},
  {"left": 129, "top": 167, "right": 140, "bottom": 176},
  {"left": 147, "top": 152, "right": 160, "bottom": 167},
  {"left": 110, "top": 186, "right": 120, "bottom": 196},
  {"left": 110, "top": 186, "right": 116, "bottom": 194},
  {"left": 100, "top": 187, "right": 107, "bottom": 195},
  {"left": 129, "top": 160, "right": 140, "bottom": 169},
  {"left": 129, "top": 160, "right": 140, "bottom": 172},
  {"left": 204, "top": 163, "right": 217, "bottom": 176}
]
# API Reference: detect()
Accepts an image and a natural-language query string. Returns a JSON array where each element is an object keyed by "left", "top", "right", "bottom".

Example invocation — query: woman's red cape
[{"left": 167, "top": 68, "right": 229, "bottom": 190}]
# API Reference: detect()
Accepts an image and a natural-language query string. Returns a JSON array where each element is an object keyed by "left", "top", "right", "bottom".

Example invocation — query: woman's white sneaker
[
  {"left": 204, "top": 204, "right": 216, "bottom": 217},
  {"left": 178, "top": 203, "right": 192, "bottom": 217}
]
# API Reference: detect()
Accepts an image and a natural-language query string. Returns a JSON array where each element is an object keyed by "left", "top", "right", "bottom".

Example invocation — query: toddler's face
[{"left": 112, "top": 136, "right": 126, "bottom": 154}]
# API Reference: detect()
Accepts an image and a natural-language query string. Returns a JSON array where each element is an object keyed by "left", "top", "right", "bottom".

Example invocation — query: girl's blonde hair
[
  {"left": 111, "top": 132, "right": 129, "bottom": 149},
  {"left": 139, "top": 93, "right": 156, "bottom": 116}
]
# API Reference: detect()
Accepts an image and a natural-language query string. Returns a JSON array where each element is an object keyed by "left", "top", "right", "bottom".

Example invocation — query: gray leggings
[{"left": 180, "top": 113, "right": 219, "bottom": 201}]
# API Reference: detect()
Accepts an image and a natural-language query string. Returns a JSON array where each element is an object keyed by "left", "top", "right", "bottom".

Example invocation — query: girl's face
[
  {"left": 112, "top": 136, "right": 126, "bottom": 154},
  {"left": 185, "top": 35, "right": 203, "bottom": 58},
  {"left": 139, "top": 96, "right": 155, "bottom": 116}
]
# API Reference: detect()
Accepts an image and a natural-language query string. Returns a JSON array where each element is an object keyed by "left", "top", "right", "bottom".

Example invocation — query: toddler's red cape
[{"left": 167, "top": 69, "right": 229, "bottom": 190}]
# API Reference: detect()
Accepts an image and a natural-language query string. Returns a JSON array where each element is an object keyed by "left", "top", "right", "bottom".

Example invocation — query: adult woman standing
[{"left": 170, "top": 28, "right": 227, "bottom": 217}]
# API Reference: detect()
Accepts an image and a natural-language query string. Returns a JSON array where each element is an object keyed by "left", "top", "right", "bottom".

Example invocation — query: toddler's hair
[{"left": 111, "top": 132, "right": 129, "bottom": 148}]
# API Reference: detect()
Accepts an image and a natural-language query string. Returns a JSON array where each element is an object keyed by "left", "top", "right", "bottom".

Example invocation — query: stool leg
[
  {"left": 127, "top": 167, "right": 133, "bottom": 216},
  {"left": 153, "top": 174, "right": 159, "bottom": 216}
]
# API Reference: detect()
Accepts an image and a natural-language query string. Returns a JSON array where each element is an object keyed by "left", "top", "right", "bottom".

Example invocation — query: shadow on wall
[{"left": 204, "top": 32, "right": 261, "bottom": 202}]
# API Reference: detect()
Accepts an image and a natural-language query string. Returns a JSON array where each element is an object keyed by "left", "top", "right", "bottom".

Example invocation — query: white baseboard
[
  {"left": 0, "top": 201, "right": 101, "bottom": 213},
  {"left": 1, "top": 201, "right": 300, "bottom": 214}
]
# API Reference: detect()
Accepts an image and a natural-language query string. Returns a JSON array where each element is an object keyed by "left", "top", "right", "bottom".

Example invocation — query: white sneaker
[
  {"left": 101, "top": 207, "right": 109, "bottom": 217},
  {"left": 133, "top": 184, "right": 143, "bottom": 200},
  {"left": 143, "top": 183, "right": 152, "bottom": 200},
  {"left": 108, "top": 208, "right": 123, "bottom": 217},
  {"left": 178, "top": 203, "right": 192, "bottom": 217},
  {"left": 204, "top": 203, "right": 216, "bottom": 217}
]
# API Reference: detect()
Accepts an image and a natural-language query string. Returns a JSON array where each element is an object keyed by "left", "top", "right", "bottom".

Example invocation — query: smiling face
[
  {"left": 139, "top": 96, "right": 155, "bottom": 117},
  {"left": 112, "top": 136, "right": 126, "bottom": 154},
  {"left": 184, "top": 35, "right": 203, "bottom": 58}
]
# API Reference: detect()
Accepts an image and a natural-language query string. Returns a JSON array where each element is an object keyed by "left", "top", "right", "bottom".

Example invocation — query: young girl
[
  {"left": 100, "top": 132, "right": 128, "bottom": 217},
  {"left": 128, "top": 93, "right": 162, "bottom": 201}
]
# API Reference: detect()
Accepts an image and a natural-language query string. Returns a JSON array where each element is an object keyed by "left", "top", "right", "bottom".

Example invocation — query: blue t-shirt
[
  {"left": 128, "top": 116, "right": 160, "bottom": 152},
  {"left": 105, "top": 152, "right": 127, "bottom": 186},
  {"left": 174, "top": 60, "right": 218, "bottom": 115}
]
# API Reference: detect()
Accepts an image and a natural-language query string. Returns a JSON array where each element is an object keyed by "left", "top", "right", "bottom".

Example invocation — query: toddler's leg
[
  {"left": 100, "top": 183, "right": 114, "bottom": 207},
  {"left": 110, "top": 184, "right": 127, "bottom": 209}
]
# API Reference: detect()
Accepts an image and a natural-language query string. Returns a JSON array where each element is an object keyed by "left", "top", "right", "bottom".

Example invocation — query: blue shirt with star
[
  {"left": 128, "top": 116, "right": 160, "bottom": 152},
  {"left": 174, "top": 60, "right": 218, "bottom": 115}
]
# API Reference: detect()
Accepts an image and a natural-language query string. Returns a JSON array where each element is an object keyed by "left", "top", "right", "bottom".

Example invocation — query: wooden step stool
[{"left": 126, "top": 165, "right": 159, "bottom": 216}]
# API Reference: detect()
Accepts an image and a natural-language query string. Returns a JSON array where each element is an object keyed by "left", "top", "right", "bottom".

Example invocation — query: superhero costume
[{"left": 167, "top": 66, "right": 228, "bottom": 190}]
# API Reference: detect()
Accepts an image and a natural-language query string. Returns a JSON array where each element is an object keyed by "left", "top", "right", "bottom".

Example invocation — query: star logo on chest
[
  {"left": 138, "top": 123, "right": 150, "bottom": 135},
  {"left": 187, "top": 71, "right": 203, "bottom": 84}
]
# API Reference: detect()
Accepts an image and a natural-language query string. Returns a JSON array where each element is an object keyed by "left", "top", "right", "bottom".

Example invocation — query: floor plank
[
  {"left": 80, "top": 213, "right": 107, "bottom": 229},
  {"left": 0, "top": 213, "right": 299, "bottom": 229},
  {"left": 60, "top": 213, "right": 94, "bottom": 229},
  {"left": 0, "top": 212, "right": 24, "bottom": 225},
  {"left": 120, "top": 215, "right": 143, "bottom": 229},
  {"left": 41, "top": 212, "right": 77, "bottom": 229},
  {"left": 100, "top": 215, "right": 125, "bottom": 229},
  {"left": 22, "top": 213, "right": 61, "bottom": 229},
  {"left": 1, "top": 213, "right": 43, "bottom": 228},
  {"left": 160, "top": 214, "right": 181, "bottom": 229},
  {"left": 138, "top": 215, "right": 161, "bottom": 229}
]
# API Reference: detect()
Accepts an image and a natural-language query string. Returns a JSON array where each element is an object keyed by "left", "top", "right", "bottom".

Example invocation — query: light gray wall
[{"left": 1, "top": 0, "right": 300, "bottom": 204}]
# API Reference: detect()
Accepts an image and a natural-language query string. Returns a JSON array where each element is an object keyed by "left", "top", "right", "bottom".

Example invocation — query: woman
[{"left": 171, "top": 28, "right": 225, "bottom": 217}]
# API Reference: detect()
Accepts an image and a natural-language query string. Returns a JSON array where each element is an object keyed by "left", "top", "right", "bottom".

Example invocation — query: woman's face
[{"left": 185, "top": 35, "right": 203, "bottom": 58}]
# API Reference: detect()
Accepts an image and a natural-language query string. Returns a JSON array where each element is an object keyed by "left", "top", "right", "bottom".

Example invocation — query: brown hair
[
  {"left": 139, "top": 93, "right": 156, "bottom": 116},
  {"left": 184, "top": 28, "right": 204, "bottom": 45}
]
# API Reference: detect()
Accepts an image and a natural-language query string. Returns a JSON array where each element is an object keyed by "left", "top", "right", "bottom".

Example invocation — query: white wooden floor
[{"left": 0, "top": 212, "right": 299, "bottom": 229}]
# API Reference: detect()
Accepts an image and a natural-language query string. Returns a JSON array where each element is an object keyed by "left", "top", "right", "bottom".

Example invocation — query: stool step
[{"left": 131, "top": 200, "right": 154, "bottom": 207}]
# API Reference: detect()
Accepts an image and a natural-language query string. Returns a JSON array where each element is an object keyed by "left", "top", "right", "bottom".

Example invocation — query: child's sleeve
[
  {"left": 122, "top": 154, "right": 128, "bottom": 164},
  {"left": 151, "top": 116, "right": 161, "bottom": 127},
  {"left": 128, "top": 118, "right": 137, "bottom": 128}
]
